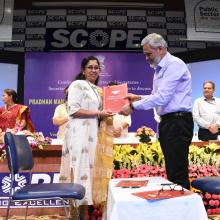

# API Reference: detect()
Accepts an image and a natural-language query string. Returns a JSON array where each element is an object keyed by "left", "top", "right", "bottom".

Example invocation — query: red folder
[
  {"left": 116, "top": 180, "right": 148, "bottom": 188},
  {"left": 103, "top": 83, "right": 129, "bottom": 113}
]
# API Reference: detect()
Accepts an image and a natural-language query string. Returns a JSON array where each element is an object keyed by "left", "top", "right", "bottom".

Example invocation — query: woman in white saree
[{"left": 59, "top": 56, "right": 113, "bottom": 219}]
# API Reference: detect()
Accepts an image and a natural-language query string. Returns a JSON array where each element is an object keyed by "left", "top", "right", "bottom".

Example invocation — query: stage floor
[
  {"left": 0, "top": 215, "right": 65, "bottom": 220},
  {"left": 0, "top": 214, "right": 218, "bottom": 220}
]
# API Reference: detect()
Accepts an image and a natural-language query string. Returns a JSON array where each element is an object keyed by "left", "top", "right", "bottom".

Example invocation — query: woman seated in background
[
  {"left": 52, "top": 86, "right": 69, "bottom": 139},
  {"left": 0, "top": 88, "right": 35, "bottom": 143}
]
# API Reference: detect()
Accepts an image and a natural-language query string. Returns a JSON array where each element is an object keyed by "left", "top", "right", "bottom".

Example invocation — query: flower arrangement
[
  {"left": 113, "top": 142, "right": 220, "bottom": 179},
  {"left": 135, "top": 126, "right": 155, "bottom": 143},
  {"left": 26, "top": 132, "right": 52, "bottom": 149},
  {"left": 0, "top": 131, "right": 52, "bottom": 161}
]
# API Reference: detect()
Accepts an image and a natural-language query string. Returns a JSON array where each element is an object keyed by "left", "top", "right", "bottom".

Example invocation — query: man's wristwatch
[{"left": 130, "top": 102, "right": 135, "bottom": 111}]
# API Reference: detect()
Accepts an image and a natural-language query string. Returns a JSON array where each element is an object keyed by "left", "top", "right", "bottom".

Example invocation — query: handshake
[{"left": 118, "top": 93, "right": 141, "bottom": 116}]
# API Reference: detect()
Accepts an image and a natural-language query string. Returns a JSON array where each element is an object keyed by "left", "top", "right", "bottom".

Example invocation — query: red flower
[
  {"left": 205, "top": 193, "right": 212, "bottom": 199},
  {"left": 215, "top": 200, "right": 220, "bottom": 206},
  {"left": 120, "top": 168, "right": 130, "bottom": 175},
  {"left": 149, "top": 166, "right": 159, "bottom": 174},
  {"left": 130, "top": 168, "right": 138, "bottom": 175},
  {"left": 139, "top": 164, "right": 150, "bottom": 171},
  {"left": 212, "top": 194, "right": 218, "bottom": 199},
  {"left": 198, "top": 166, "right": 206, "bottom": 173},
  {"left": 209, "top": 200, "right": 215, "bottom": 206},
  {"left": 158, "top": 167, "right": 165, "bottom": 173},
  {"left": 207, "top": 209, "right": 213, "bottom": 215},
  {"left": 189, "top": 165, "right": 197, "bottom": 172}
]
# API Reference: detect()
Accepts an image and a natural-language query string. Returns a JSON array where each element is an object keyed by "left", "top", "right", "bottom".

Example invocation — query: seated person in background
[
  {"left": 108, "top": 82, "right": 131, "bottom": 138},
  {"left": 193, "top": 80, "right": 220, "bottom": 141},
  {"left": 52, "top": 86, "right": 69, "bottom": 139},
  {"left": 0, "top": 88, "right": 35, "bottom": 132},
  {"left": 0, "top": 88, "right": 35, "bottom": 143}
]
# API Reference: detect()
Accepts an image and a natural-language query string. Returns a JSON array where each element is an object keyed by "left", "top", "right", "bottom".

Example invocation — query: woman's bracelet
[{"left": 97, "top": 111, "right": 100, "bottom": 119}]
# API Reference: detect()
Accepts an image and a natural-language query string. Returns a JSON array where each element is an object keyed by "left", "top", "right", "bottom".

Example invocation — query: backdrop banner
[
  {"left": 24, "top": 52, "right": 156, "bottom": 137},
  {"left": 184, "top": 0, "right": 220, "bottom": 42}
]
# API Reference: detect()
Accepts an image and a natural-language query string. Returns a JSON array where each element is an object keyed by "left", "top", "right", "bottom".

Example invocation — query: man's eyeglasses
[
  {"left": 158, "top": 183, "right": 184, "bottom": 195},
  {"left": 143, "top": 52, "right": 153, "bottom": 57},
  {"left": 143, "top": 47, "right": 160, "bottom": 57},
  {"left": 86, "top": 65, "right": 100, "bottom": 70}
]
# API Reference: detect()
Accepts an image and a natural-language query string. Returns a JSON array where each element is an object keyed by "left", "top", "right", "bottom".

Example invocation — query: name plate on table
[
  {"left": 132, "top": 189, "right": 194, "bottom": 200},
  {"left": 116, "top": 180, "right": 148, "bottom": 188},
  {"left": 103, "top": 83, "right": 129, "bottom": 113}
]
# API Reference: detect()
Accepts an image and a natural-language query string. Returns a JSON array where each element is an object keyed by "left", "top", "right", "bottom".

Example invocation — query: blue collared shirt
[{"left": 133, "top": 52, "right": 192, "bottom": 116}]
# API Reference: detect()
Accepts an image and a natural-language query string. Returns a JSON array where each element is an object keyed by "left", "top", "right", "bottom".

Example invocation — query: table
[
  {"left": 106, "top": 177, "right": 208, "bottom": 220},
  {"left": 52, "top": 134, "right": 220, "bottom": 147}
]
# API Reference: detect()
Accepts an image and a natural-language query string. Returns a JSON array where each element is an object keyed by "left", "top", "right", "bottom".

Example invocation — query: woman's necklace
[
  {"left": 86, "top": 80, "right": 101, "bottom": 110},
  {"left": 6, "top": 104, "right": 16, "bottom": 113}
]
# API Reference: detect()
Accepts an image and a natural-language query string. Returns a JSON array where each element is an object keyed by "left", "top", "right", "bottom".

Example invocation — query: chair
[
  {"left": 191, "top": 176, "right": 220, "bottom": 194},
  {"left": 192, "top": 176, "right": 220, "bottom": 218},
  {"left": 4, "top": 132, "right": 85, "bottom": 220}
]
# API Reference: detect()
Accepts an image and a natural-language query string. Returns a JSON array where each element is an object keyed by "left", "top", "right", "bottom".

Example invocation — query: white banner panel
[
  {"left": 0, "top": 0, "right": 14, "bottom": 41},
  {"left": 185, "top": 0, "right": 220, "bottom": 41}
]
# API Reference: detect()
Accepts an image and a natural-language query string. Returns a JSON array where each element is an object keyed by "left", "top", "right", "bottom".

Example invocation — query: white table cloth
[{"left": 106, "top": 177, "right": 208, "bottom": 220}]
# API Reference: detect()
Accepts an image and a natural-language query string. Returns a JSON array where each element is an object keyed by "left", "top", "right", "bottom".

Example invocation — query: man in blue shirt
[{"left": 119, "top": 33, "right": 194, "bottom": 190}]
